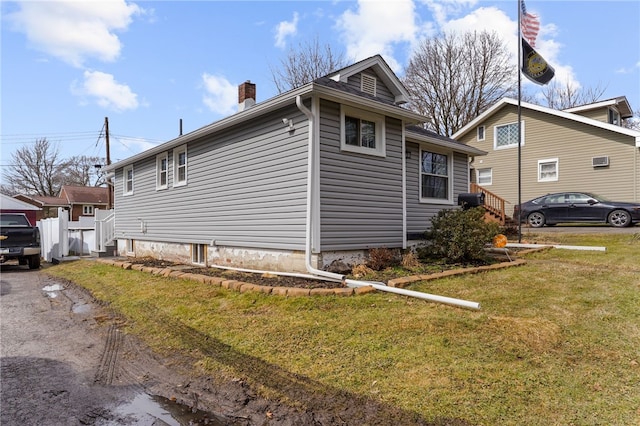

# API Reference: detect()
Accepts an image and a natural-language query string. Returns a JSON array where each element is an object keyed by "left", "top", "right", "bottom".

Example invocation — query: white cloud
[
  {"left": 7, "top": 0, "right": 142, "bottom": 67},
  {"left": 336, "top": 0, "right": 418, "bottom": 71},
  {"left": 73, "top": 70, "right": 139, "bottom": 111},
  {"left": 201, "top": 74, "right": 237, "bottom": 116},
  {"left": 274, "top": 12, "right": 299, "bottom": 49}
]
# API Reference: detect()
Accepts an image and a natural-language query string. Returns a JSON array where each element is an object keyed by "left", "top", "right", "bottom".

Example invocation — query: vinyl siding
[
  {"left": 342, "top": 70, "right": 397, "bottom": 104},
  {"left": 406, "top": 142, "right": 469, "bottom": 233},
  {"left": 462, "top": 104, "right": 640, "bottom": 213},
  {"left": 571, "top": 108, "right": 608, "bottom": 123},
  {"left": 318, "top": 99, "right": 404, "bottom": 250},
  {"left": 113, "top": 105, "right": 309, "bottom": 250}
]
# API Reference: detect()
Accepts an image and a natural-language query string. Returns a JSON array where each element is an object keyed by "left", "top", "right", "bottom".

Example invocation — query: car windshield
[{"left": 0, "top": 214, "right": 31, "bottom": 227}]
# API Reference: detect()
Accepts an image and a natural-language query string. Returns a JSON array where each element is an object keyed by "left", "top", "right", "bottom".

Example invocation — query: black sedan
[{"left": 513, "top": 192, "right": 640, "bottom": 228}]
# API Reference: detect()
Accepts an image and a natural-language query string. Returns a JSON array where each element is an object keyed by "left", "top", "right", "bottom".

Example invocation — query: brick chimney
[{"left": 238, "top": 80, "right": 256, "bottom": 112}]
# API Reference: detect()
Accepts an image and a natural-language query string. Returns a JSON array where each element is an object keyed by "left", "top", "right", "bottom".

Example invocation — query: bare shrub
[{"left": 367, "top": 247, "right": 400, "bottom": 271}]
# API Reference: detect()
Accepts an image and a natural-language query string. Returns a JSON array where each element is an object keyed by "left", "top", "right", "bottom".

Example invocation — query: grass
[{"left": 46, "top": 233, "right": 640, "bottom": 425}]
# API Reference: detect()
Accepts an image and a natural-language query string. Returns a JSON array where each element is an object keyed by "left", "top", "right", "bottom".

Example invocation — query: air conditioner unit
[{"left": 592, "top": 156, "right": 609, "bottom": 167}]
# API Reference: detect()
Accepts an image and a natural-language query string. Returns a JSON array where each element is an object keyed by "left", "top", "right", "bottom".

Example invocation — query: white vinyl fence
[{"left": 38, "top": 208, "right": 114, "bottom": 262}]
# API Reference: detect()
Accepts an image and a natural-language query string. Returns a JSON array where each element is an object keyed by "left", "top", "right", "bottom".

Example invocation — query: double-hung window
[
  {"left": 123, "top": 165, "right": 134, "bottom": 196},
  {"left": 494, "top": 121, "right": 523, "bottom": 149},
  {"left": 156, "top": 153, "right": 168, "bottom": 190},
  {"left": 340, "top": 106, "right": 385, "bottom": 157},
  {"left": 538, "top": 158, "right": 559, "bottom": 182},
  {"left": 420, "top": 150, "right": 451, "bottom": 202},
  {"left": 173, "top": 145, "right": 187, "bottom": 187}
]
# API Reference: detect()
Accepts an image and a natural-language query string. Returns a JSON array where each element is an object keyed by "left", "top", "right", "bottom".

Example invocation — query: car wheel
[
  {"left": 527, "top": 212, "right": 546, "bottom": 228},
  {"left": 28, "top": 255, "right": 41, "bottom": 270},
  {"left": 608, "top": 209, "right": 631, "bottom": 227}
]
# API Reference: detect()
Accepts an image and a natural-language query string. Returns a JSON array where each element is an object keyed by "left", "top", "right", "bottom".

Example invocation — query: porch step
[{"left": 91, "top": 243, "right": 117, "bottom": 258}]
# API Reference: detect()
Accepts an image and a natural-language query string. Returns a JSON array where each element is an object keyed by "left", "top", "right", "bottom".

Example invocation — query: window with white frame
[
  {"left": 420, "top": 150, "right": 451, "bottom": 202},
  {"left": 340, "top": 106, "right": 386, "bottom": 157},
  {"left": 538, "top": 158, "right": 558, "bottom": 182},
  {"left": 82, "top": 205, "right": 94, "bottom": 215},
  {"left": 477, "top": 168, "right": 492, "bottom": 185},
  {"left": 123, "top": 165, "right": 134, "bottom": 195},
  {"left": 156, "top": 153, "right": 168, "bottom": 190},
  {"left": 126, "top": 239, "right": 134, "bottom": 254},
  {"left": 494, "top": 121, "right": 523, "bottom": 149},
  {"left": 477, "top": 125, "right": 485, "bottom": 141},
  {"left": 608, "top": 108, "right": 620, "bottom": 126},
  {"left": 192, "top": 244, "right": 206, "bottom": 265},
  {"left": 173, "top": 145, "right": 187, "bottom": 187}
]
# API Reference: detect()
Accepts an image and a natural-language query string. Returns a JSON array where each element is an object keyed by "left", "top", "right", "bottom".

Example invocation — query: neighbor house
[
  {"left": 58, "top": 185, "right": 109, "bottom": 220},
  {"left": 15, "top": 185, "right": 110, "bottom": 221},
  {"left": 1, "top": 193, "right": 40, "bottom": 226},
  {"left": 104, "top": 55, "right": 485, "bottom": 273},
  {"left": 452, "top": 96, "right": 640, "bottom": 216}
]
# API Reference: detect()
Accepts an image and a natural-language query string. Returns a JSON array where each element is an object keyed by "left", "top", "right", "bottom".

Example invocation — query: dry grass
[{"left": 46, "top": 232, "right": 640, "bottom": 425}]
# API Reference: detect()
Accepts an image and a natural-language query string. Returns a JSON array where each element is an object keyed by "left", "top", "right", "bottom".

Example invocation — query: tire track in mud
[{"left": 94, "top": 323, "right": 123, "bottom": 385}]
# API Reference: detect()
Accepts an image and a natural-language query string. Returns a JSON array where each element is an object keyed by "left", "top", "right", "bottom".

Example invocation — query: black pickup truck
[{"left": 0, "top": 213, "right": 41, "bottom": 269}]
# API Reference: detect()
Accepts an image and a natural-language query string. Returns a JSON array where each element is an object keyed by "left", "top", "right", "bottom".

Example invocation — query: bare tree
[
  {"left": 403, "top": 31, "right": 516, "bottom": 137},
  {"left": 270, "top": 36, "right": 346, "bottom": 94},
  {"left": 64, "top": 155, "right": 106, "bottom": 187},
  {"left": 540, "top": 80, "right": 607, "bottom": 110},
  {"left": 2, "top": 138, "right": 68, "bottom": 196},
  {"left": 622, "top": 109, "right": 640, "bottom": 131}
]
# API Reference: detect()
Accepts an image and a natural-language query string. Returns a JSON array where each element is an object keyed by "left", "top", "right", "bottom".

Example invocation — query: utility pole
[{"left": 105, "top": 117, "right": 112, "bottom": 209}]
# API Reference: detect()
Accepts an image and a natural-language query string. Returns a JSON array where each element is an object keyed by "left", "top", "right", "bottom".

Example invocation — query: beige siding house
[{"left": 452, "top": 97, "right": 640, "bottom": 217}]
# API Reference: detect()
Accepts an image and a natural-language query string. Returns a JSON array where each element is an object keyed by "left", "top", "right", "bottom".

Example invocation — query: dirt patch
[
  {"left": 123, "top": 257, "right": 505, "bottom": 290},
  {"left": 127, "top": 258, "right": 357, "bottom": 289}
]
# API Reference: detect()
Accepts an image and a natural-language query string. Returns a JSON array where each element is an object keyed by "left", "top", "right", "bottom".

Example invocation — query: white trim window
[
  {"left": 538, "top": 158, "right": 559, "bottom": 182},
  {"left": 477, "top": 168, "right": 492, "bottom": 185},
  {"left": 173, "top": 144, "right": 187, "bottom": 187},
  {"left": 125, "top": 239, "right": 134, "bottom": 255},
  {"left": 123, "top": 165, "right": 134, "bottom": 196},
  {"left": 82, "top": 205, "right": 94, "bottom": 215},
  {"left": 494, "top": 121, "right": 524, "bottom": 149},
  {"left": 340, "top": 105, "right": 386, "bottom": 157},
  {"left": 420, "top": 149, "right": 451, "bottom": 203},
  {"left": 192, "top": 244, "right": 206, "bottom": 265},
  {"left": 477, "top": 125, "right": 485, "bottom": 141},
  {"left": 156, "top": 153, "right": 168, "bottom": 190},
  {"left": 608, "top": 108, "right": 620, "bottom": 126}
]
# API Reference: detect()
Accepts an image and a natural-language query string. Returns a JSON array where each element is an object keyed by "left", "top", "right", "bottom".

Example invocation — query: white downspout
[
  {"left": 296, "top": 95, "right": 345, "bottom": 282},
  {"left": 296, "top": 95, "right": 480, "bottom": 310}
]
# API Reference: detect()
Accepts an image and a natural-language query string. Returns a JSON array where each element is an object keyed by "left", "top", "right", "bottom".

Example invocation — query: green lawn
[{"left": 46, "top": 233, "right": 640, "bottom": 425}]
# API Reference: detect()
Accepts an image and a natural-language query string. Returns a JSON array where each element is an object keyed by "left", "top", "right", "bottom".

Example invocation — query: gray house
[{"left": 106, "top": 55, "right": 485, "bottom": 273}]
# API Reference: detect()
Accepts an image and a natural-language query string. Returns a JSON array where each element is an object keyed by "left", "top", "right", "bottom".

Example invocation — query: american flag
[{"left": 520, "top": 0, "right": 540, "bottom": 47}]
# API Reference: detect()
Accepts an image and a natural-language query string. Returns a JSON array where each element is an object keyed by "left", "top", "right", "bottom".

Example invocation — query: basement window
[{"left": 192, "top": 244, "right": 206, "bottom": 265}]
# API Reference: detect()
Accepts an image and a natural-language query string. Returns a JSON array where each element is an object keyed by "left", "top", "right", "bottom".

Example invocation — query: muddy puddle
[{"left": 112, "top": 392, "right": 227, "bottom": 425}]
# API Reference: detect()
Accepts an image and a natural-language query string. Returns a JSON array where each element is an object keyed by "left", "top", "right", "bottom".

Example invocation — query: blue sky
[{"left": 2, "top": 0, "right": 639, "bottom": 176}]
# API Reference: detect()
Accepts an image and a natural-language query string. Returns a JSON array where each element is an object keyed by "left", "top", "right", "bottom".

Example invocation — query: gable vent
[
  {"left": 361, "top": 74, "right": 377, "bottom": 97},
  {"left": 592, "top": 156, "right": 609, "bottom": 167}
]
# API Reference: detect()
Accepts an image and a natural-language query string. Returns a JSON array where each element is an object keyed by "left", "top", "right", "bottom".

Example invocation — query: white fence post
[{"left": 38, "top": 208, "right": 69, "bottom": 262}]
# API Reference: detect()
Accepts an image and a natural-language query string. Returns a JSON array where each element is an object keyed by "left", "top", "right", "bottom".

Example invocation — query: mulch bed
[{"left": 126, "top": 258, "right": 345, "bottom": 289}]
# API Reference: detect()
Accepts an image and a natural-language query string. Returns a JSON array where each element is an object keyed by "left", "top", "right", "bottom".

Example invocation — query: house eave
[
  {"left": 107, "top": 82, "right": 428, "bottom": 172},
  {"left": 452, "top": 98, "right": 640, "bottom": 141},
  {"left": 106, "top": 84, "right": 316, "bottom": 171},
  {"left": 406, "top": 131, "right": 487, "bottom": 156}
]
